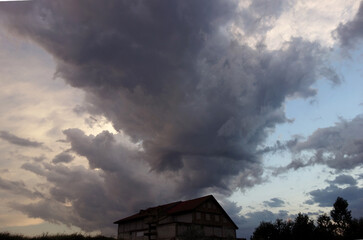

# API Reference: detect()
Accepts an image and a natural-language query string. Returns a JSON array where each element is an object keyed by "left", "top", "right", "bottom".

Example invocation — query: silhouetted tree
[
  {"left": 250, "top": 197, "right": 362, "bottom": 240},
  {"left": 291, "top": 213, "right": 315, "bottom": 240},
  {"left": 346, "top": 217, "right": 363, "bottom": 240},
  {"left": 273, "top": 219, "right": 292, "bottom": 240},
  {"left": 315, "top": 214, "right": 333, "bottom": 240},
  {"left": 250, "top": 221, "right": 277, "bottom": 240},
  {"left": 330, "top": 197, "right": 352, "bottom": 238}
]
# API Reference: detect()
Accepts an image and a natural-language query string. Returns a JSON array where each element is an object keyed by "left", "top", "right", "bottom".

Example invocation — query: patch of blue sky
[
  {"left": 239, "top": 44, "right": 363, "bottom": 219},
  {"left": 230, "top": 163, "right": 333, "bottom": 215},
  {"left": 263, "top": 45, "right": 363, "bottom": 148}
]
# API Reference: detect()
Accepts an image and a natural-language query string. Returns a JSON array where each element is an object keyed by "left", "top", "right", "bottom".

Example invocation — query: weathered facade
[{"left": 114, "top": 195, "right": 238, "bottom": 240}]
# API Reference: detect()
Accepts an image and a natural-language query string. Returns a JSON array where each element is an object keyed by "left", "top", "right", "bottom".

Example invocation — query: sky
[{"left": 0, "top": 0, "right": 362, "bottom": 239}]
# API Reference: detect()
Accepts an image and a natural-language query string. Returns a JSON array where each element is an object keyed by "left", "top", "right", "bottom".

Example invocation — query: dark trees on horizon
[{"left": 251, "top": 196, "right": 363, "bottom": 240}]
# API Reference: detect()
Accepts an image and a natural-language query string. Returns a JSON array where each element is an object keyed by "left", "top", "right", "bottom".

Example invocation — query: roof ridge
[
  {"left": 166, "top": 195, "right": 213, "bottom": 215},
  {"left": 113, "top": 195, "right": 215, "bottom": 224}
]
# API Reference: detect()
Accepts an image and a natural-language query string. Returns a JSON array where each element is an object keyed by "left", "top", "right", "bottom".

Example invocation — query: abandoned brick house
[{"left": 114, "top": 195, "right": 238, "bottom": 240}]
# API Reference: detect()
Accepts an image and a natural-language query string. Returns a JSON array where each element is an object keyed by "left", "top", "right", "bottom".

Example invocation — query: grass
[{"left": 0, "top": 232, "right": 116, "bottom": 240}]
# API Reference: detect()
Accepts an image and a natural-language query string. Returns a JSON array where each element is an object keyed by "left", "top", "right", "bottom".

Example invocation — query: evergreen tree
[
  {"left": 315, "top": 214, "right": 333, "bottom": 240},
  {"left": 250, "top": 196, "right": 361, "bottom": 240},
  {"left": 330, "top": 197, "right": 352, "bottom": 238},
  {"left": 273, "top": 219, "right": 292, "bottom": 240},
  {"left": 250, "top": 221, "right": 277, "bottom": 240},
  {"left": 291, "top": 213, "right": 315, "bottom": 240},
  {"left": 347, "top": 217, "right": 363, "bottom": 239}
]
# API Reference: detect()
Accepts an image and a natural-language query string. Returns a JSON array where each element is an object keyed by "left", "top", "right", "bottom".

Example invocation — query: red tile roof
[
  {"left": 113, "top": 195, "right": 238, "bottom": 229},
  {"left": 113, "top": 201, "right": 181, "bottom": 223},
  {"left": 167, "top": 195, "right": 212, "bottom": 214}
]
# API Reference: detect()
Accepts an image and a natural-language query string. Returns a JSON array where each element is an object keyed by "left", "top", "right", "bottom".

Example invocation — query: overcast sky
[{"left": 0, "top": 0, "right": 362, "bottom": 239}]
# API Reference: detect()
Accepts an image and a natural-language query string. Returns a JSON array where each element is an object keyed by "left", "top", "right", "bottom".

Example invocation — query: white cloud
[
  {"left": 234, "top": 0, "right": 361, "bottom": 49},
  {"left": 266, "top": 0, "right": 360, "bottom": 49}
]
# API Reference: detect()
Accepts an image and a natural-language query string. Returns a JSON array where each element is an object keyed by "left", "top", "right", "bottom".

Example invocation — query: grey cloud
[
  {"left": 272, "top": 157, "right": 315, "bottom": 176},
  {"left": 238, "top": 0, "right": 292, "bottom": 36},
  {"left": 257, "top": 138, "right": 298, "bottom": 155},
  {"left": 32, "top": 155, "right": 46, "bottom": 162},
  {"left": 335, "top": 1, "right": 363, "bottom": 47},
  {"left": 245, "top": 209, "right": 291, "bottom": 223},
  {"left": 0, "top": 130, "right": 42, "bottom": 148},
  {"left": 21, "top": 162, "right": 46, "bottom": 176},
  {"left": 0, "top": 0, "right": 340, "bottom": 234},
  {"left": 241, "top": 209, "right": 294, "bottom": 239},
  {"left": 63, "top": 129, "right": 136, "bottom": 172},
  {"left": 52, "top": 151, "right": 74, "bottom": 164},
  {"left": 220, "top": 200, "right": 249, "bottom": 238},
  {"left": 78, "top": 35, "right": 331, "bottom": 189},
  {"left": 0, "top": 176, "right": 43, "bottom": 199},
  {"left": 274, "top": 115, "right": 363, "bottom": 174},
  {"left": 305, "top": 173, "right": 362, "bottom": 217},
  {"left": 327, "top": 174, "right": 357, "bottom": 186},
  {"left": 307, "top": 184, "right": 363, "bottom": 218},
  {"left": 304, "top": 199, "right": 315, "bottom": 205},
  {"left": 263, "top": 197, "right": 285, "bottom": 208},
  {"left": 220, "top": 199, "right": 294, "bottom": 239},
  {"left": 19, "top": 130, "right": 178, "bottom": 234},
  {"left": 11, "top": 200, "right": 82, "bottom": 228},
  {"left": 18, "top": 162, "right": 151, "bottom": 233}
]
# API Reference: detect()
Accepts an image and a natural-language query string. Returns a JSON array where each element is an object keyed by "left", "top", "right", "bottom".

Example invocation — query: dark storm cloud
[
  {"left": 274, "top": 115, "right": 363, "bottom": 174},
  {"left": 335, "top": 1, "right": 363, "bottom": 47},
  {"left": 0, "top": 0, "right": 340, "bottom": 233},
  {"left": 17, "top": 129, "right": 180, "bottom": 233},
  {"left": 306, "top": 181, "right": 363, "bottom": 218},
  {"left": 263, "top": 197, "right": 285, "bottom": 208},
  {"left": 63, "top": 129, "right": 136, "bottom": 172},
  {"left": 0, "top": 176, "right": 43, "bottom": 199},
  {"left": 0, "top": 130, "right": 42, "bottom": 148},
  {"left": 52, "top": 151, "right": 74, "bottom": 164},
  {"left": 17, "top": 160, "right": 157, "bottom": 233},
  {"left": 0, "top": 0, "right": 335, "bottom": 189}
]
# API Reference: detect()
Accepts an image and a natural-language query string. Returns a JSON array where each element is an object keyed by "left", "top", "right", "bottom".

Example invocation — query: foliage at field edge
[
  {"left": 251, "top": 197, "right": 363, "bottom": 240},
  {"left": 0, "top": 233, "right": 115, "bottom": 240}
]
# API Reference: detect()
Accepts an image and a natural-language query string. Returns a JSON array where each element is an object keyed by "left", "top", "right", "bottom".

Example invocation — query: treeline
[
  {"left": 0, "top": 233, "right": 115, "bottom": 240},
  {"left": 251, "top": 197, "right": 363, "bottom": 240}
]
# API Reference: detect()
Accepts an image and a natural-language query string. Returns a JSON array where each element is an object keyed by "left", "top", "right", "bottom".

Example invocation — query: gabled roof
[
  {"left": 167, "top": 195, "right": 211, "bottom": 214},
  {"left": 113, "top": 201, "right": 180, "bottom": 223},
  {"left": 113, "top": 195, "right": 238, "bottom": 229}
]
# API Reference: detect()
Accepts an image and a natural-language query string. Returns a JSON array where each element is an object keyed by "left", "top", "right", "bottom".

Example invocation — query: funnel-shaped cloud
[{"left": 0, "top": 0, "right": 341, "bottom": 233}]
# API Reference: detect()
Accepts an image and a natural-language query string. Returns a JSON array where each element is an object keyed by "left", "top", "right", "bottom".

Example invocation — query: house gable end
[
  {"left": 195, "top": 197, "right": 238, "bottom": 229},
  {"left": 114, "top": 195, "right": 238, "bottom": 240}
]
